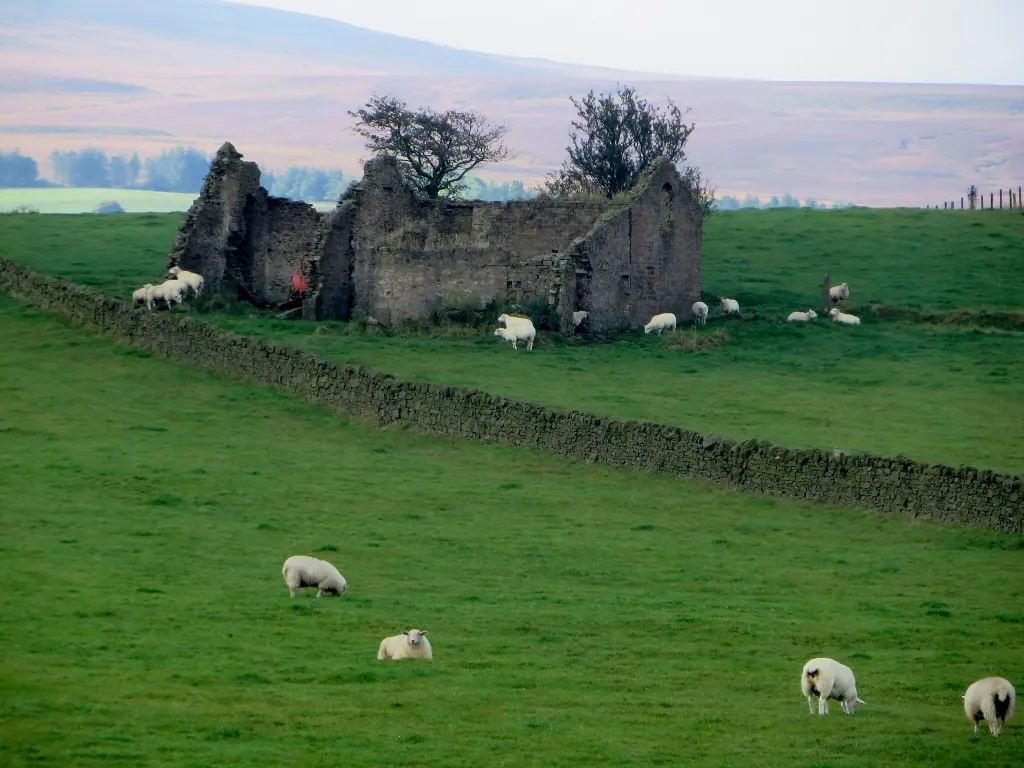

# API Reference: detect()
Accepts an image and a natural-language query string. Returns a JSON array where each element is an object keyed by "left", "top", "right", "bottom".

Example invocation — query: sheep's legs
[
  {"left": 818, "top": 695, "right": 830, "bottom": 715},
  {"left": 806, "top": 696, "right": 815, "bottom": 715}
]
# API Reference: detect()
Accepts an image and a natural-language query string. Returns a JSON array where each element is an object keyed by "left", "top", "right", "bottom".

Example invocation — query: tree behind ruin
[
  {"left": 349, "top": 95, "right": 511, "bottom": 199},
  {"left": 543, "top": 85, "right": 695, "bottom": 199}
]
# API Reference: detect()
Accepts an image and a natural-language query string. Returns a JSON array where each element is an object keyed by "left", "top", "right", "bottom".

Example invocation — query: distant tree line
[
  {"left": 716, "top": 193, "right": 854, "bottom": 211},
  {"left": 0, "top": 150, "right": 49, "bottom": 187}
]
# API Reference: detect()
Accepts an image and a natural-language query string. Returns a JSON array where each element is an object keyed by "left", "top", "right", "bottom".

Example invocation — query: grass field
[
  {"left": 0, "top": 189, "right": 337, "bottom": 215},
  {"left": 0, "top": 188, "right": 200, "bottom": 214},
  {"left": 1, "top": 293, "right": 1022, "bottom": 767},
  {"left": 2, "top": 208, "right": 1021, "bottom": 473}
]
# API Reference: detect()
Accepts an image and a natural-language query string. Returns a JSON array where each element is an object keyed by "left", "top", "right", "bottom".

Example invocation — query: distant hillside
[{"left": 1, "top": 0, "right": 1022, "bottom": 206}]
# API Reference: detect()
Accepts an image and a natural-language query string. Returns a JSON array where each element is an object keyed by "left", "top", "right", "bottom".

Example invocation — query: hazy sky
[{"left": 229, "top": 0, "right": 1023, "bottom": 85}]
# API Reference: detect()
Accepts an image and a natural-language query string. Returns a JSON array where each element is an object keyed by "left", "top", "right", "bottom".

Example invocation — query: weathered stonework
[
  {"left": 169, "top": 143, "right": 703, "bottom": 332},
  {"left": 2, "top": 259, "right": 1021, "bottom": 535}
]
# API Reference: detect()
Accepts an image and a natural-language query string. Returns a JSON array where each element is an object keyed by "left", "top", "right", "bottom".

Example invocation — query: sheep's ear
[
  {"left": 856, "top": 697, "right": 866, "bottom": 705},
  {"left": 420, "top": 630, "right": 428, "bottom": 635},
  {"left": 402, "top": 631, "right": 409, "bottom": 635}
]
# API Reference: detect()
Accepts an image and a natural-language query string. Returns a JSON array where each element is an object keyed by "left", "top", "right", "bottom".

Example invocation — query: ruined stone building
[{"left": 167, "top": 142, "right": 703, "bottom": 333}]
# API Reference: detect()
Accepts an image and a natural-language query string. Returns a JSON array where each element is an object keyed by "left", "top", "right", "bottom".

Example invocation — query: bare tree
[
  {"left": 545, "top": 85, "right": 696, "bottom": 199},
  {"left": 680, "top": 165, "right": 717, "bottom": 221},
  {"left": 349, "top": 95, "right": 511, "bottom": 199}
]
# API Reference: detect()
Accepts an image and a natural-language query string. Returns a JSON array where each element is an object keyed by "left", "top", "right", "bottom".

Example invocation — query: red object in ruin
[{"left": 291, "top": 268, "right": 308, "bottom": 293}]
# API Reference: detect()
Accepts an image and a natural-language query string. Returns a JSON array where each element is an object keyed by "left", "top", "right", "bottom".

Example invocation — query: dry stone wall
[{"left": 2, "top": 258, "right": 1020, "bottom": 535}]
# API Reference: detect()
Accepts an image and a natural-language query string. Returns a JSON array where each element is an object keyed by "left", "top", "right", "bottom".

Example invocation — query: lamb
[
  {"left": 131, "top": 284, "right": 154, "bottom": 306},
  {"left": 719, "top": 297, "right": 740, "bottom": 315},
  {"left": 377, "top": 629, "right": 432, "bottom": 661},
  {"left": 572, "top": 310, "right": 589, "bottom": 329},
  {"left": 146, "top": 279, "right": 187, "bottom": 311},
  {"left": 167, "top": 265, "right": 204, "bottom": 297},
  {"left": 829, "top": 282, "right": 850, "bottom": 304},
  {"left": 281, "top": 555, "right": 348, "bottom": 598},
  {"left": 801, "top": 657, "right": 866, "bottom": 716},
  {"left": 494, "top": 322, "right": 535, "bottom": 351},
  {"left": 787, "top": 309, "right": 818, "bottom": 323},
  {"left": 829, "top": 307, "right": 860, "bottom": 326},
  {"left": 691, "top": 302, "right": 709, "bottom": 325},
  {"left": 643, "top": 312, "right": 676, "bottom": 334},
  {"left": 963, "top": 677, "right": 1015, "bottom": 736}
]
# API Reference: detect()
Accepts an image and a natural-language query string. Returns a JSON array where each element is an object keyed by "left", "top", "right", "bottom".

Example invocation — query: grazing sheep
[
  {"left": 146, "top": 279, "right": 187, "bottom": 311},
  {"left": 131, "top": 284, "right": 154, "bottom": 306},
  {"left": 719, "top": 297, "right": 740, "bottom": 315},
  {"left": 378, "top": 629, "right": 432, "bottom": 661},
  {"left": 497, "top": 313, "right": 532, "bottom": 328},
  {"left": 494, "top": 322, "right": 535, "bottom": 350},
  {"left": 829, "top": 308, "right": 860, "bottom": 326},
  {"left": 692, "top": 302, "right": 709, "bottom": 325},
  {"left": 787, "top": 309, "right": 818, "bottom": 323},
  {"left": 167, "top": 265, "right": 204, "bottom": 297},
  {"left": 801, "top": 657, "right": 865, "bottom": 716},
  {"left": 963, "top": 677, "right": 1015, "bottom": 736},
  {"left": 829, "top": 282, "right": 850, "bottom": 304},
  {"left": 572, "top": 310, "right": 589, "bottom": 329},
  {"left": 644, "top": 312, "right": 677, "bottom": 334},
  {"left": 281, "top": 555, "right": 348, "bottom": 598}
]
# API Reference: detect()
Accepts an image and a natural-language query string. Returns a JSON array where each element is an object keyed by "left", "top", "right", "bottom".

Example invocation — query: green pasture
[
  {"left": 1, "top": 208, "right": 1022, "bottom": 474},
  {"left": 0, "top": 294, "right": 1022, "bottom": 767},
  {"left": 0, "top": 188, "right": 199, "bottom": 214},
  {"left": 0, "top": 188, "right": 336, "bottom": 215}
]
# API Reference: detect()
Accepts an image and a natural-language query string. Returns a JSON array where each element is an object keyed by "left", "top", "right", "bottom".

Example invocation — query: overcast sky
[{"left": 229, "top": 0, "right": 1023, "bottom": 85}]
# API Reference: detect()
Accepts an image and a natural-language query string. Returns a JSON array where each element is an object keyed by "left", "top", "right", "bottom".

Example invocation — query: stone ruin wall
[{"left": 170, "top": 143, "right": 703, "bottom": 333}]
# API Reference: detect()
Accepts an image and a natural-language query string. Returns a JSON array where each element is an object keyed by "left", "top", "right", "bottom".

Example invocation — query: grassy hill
[
  {"left": 0, "top": 188, "right": 198, "bottom": 214},
  {"left": 1, "top": 293, "right": 1022, "bottom": 767},
  {"left": 2, "top": 207, "right": 1021, "bottom": 473}
]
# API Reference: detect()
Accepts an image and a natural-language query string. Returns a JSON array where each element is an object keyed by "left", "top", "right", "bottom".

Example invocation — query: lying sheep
[
  {"left": 829, "top": 308, "right": 860, "bottom": 326},
  {"left": 963, "top": 677, "right": 1015, "bottom": 736},
  {"left": 281, "top": 554, "right": 348, "bottom": 598},
  {"left": 829, "top": 282, "right": 850, "bottom": 304},
  {"left": 167, "top": 265, "right": 204, "bottom": 297},
  {"left": 146, "top": 279, "right": 187, "bottom": 311},
  {"left": 787, "top": 309, "right": 818, "bottom": 323},
  {"left": 572, "top": 310, "right": 589, "bottom": 329},
  {"left": 131, "top": 284, "right": 154, "bottom": 306},
  {"left": 644, "top": 312, "right": 676, "bottom": 334},
  {"left": 801, "top": 657, "right": 865, "bottom": 716},
  {"left": 378, "top": 629, "right": 432, "bottom": 660},
  {"left": 691, "top": 302, "right": 709, "bottom": 325},
  {"left": 719, "top": 297, "right": 740, "bottom": 315},
  {"left": 494, "top": 322, "right": 535, "bottom": 351}
]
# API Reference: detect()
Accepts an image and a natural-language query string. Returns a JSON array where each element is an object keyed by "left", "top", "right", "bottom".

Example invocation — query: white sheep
[
  {"left": 146, "top": 279, "right": 187, "bottom": 311},
  {"left": 167, "top": 265, "right": 204, "bottom": 297},
  {"left": 497, "top": 313, "right": 532, "bottom": 328},
  {"left": 801, "top": 657, "right": 866, "bottom": 716},
  {"left": 787, "top": 309, "right": 818, "bottom": 323},
  {"left": 963, "top": 677, "right": 1015, "bottom": 736},
  {"left": 829, "top": 307, "right": 860, "bottom": 325},
  {"left": 643, "top": 312, "right": 676, "bottom": 334},
  {"left": 494, "top": 322, "right": 535, "bottom": 351},
  {"left": 377, "top": 629, "right": 432, "bottom": 661},
  {"left": 572, "top": 310, "right": 589, "bottom": 329},
  {"left": 281, "top": 555, "right": 348, "bottom": 598},
  {"left": 719, "top": 297, "right": 740, "bottom": 315},
  {"left": 131, "top": 284, "right": 154, "bottom": 306},
  {"left": 691, "top": 302, "right": 709, "bottom": 325},
  {"left": 829, "top": 282, "right": 850, "bottom": 304}
]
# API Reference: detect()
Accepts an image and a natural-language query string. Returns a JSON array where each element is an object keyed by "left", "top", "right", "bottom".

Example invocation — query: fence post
[
  {"left": 991, "top": 192, "right": 994, "bottom": 208},
  {"left": 823, "top": 273, "right": 831, "bottom": 316},
  {"left": 961, "top": 197, "right": 964, "bottom": 209},
  {"left": 999, "top": 189, "right": 1002, "bottom": 209},
  {"left": 944, "top": 201, "right": 947, "bottom": 209},
  {"left": 981, "top": 194, "right": 984, "bottom": 210},
  {"left": 1019, "top": 186, "right": 1022, "bottom": 209}
]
